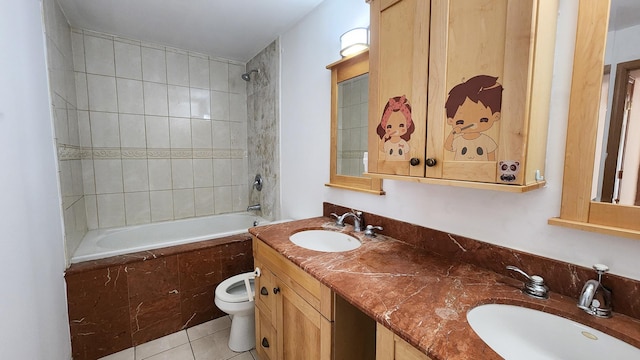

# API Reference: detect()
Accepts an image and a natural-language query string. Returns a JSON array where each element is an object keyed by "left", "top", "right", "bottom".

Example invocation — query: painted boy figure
[{"left": 444, "top": 75, "right": 503, "bottom": 161}]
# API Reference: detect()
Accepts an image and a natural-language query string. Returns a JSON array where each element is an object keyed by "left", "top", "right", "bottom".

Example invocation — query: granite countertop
[{"left": 249, "top": 217, "right": 640, "bottom": 360}]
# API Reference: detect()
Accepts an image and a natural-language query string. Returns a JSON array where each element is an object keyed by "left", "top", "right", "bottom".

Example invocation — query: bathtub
[{"left": 71, "top": 212, "right": 271, "bottom": 263}]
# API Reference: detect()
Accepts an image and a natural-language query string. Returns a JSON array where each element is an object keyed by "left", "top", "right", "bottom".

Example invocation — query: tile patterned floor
[{"left": 99, "top": 316, "right": 259, "bottom": 360}]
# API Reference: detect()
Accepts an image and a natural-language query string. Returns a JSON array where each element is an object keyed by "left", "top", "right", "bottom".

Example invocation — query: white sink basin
[
  {"left": 289, "top": 230, "right": 361, "bottom": 252},
  {"left": 467, "top": 304, "right": 640, "bottom": 360}
]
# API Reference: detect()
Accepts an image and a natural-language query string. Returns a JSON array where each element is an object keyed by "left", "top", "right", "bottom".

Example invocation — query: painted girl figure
[
  {"left": 444, "top": 75, "right": 503, "bottom": 161},
  {"left": 376, "top": 95, "right": 415, "bottom": 161}
]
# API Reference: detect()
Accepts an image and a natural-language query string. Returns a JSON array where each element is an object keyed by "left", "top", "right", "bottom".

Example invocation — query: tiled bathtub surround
[
  {"left": 65, "top": 234, "right": 254, "bottom": 360},
  {"left": 72, "top": 29, "right": 250, "bottom": 230},
  {"left": 323, "top": 203, "right": 640, "bottom": 320},
  {"left": 247, "top": 40, "right": 280, "bottom": 220},
  {"left": 43, "top": 0, "right": 88, "bottom": 260}
]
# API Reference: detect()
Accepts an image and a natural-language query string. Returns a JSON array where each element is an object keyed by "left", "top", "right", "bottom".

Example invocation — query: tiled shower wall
[
  {"left": 43, "top": 0, "right": 88, "bottom": 260},
  {"left": 247, "top": 40, "right": 280, "bottom": 220},
  {"left": 71, "top": 29, "right": 250, "bottom": 230}
]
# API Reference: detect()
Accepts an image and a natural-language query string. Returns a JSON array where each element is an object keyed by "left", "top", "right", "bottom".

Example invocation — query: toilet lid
[{"left": 215, "top": 272, "right": 256, "bottom": 303}]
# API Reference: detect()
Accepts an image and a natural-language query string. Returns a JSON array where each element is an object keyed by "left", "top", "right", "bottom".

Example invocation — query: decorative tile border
[
  {"left": 91, "top": 148, "right": 121, "bottom": 159},
  {"left": 59, "top": 145, "right": 248, "bottom": 160},
  {"left": 120, "top": 149, "right": 147, "bottom": 159},
  {"left": 57, "top": 144, "right": 82, "bottom": 160}
]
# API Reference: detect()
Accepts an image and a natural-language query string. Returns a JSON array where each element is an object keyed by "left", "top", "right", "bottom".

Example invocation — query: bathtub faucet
[{"left": 247, "top": 204, "right": 261, "bottom": 211}]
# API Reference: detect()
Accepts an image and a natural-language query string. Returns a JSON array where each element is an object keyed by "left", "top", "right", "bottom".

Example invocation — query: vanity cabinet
[
  {"left": 367, "top": 0, "right": 558, "bottom": 191},
  {"left": 253, "top": 237, "right": 333, "bottom": 360},
  {"left": 376, "top": 323, "right": 433, "bottom": 360}
]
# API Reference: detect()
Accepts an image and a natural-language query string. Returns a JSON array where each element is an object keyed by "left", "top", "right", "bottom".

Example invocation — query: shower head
[{"left": 241, "top": 69, "right": 260, "bottom": 81}]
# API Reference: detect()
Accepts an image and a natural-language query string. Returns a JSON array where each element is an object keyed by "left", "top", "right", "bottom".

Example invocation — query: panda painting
[{"left": 499, "top": 160, "right": 520, "bottom": 182}]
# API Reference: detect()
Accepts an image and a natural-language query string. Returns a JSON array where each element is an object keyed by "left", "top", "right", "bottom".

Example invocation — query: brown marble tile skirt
[{"left": 65, "top": 234, "right": 254, "bottom": 360}]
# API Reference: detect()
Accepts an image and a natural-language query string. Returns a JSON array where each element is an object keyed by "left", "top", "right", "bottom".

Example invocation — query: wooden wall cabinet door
[
  {"left": 368, "top": 0, "right": 430, "bottom": 177},
  {"left": 368, "top": 0, "right": 558, "bottom": 191}
]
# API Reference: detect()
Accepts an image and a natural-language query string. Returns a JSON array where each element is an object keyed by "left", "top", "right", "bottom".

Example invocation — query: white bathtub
[{"left": 71, "top": 213, "right": 270, "bottom": 263}]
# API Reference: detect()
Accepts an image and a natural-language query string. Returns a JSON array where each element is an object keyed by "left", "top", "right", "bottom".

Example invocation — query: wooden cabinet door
[
  {"left": 255, "top": 263, "right": 277, "bottom": 324},
  {"left": 376, "top": 323, "right": 432, "bottom": 360},
  {"left": 426, "top": 0, "right": 543, "bottom": 185},
  {"left": 255, "top": 307, "right": 277, "bottom": 360},
  {"left": 276, "top": 281, "right": 332, "bottom": 360},
  {"left": 368, "top": 0, "right": 430, "bottom": 177}
]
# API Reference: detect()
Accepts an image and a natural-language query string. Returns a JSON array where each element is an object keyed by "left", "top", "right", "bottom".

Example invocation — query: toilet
[{"left": 214, "top": 270, "right": 258, "bottom": 352}]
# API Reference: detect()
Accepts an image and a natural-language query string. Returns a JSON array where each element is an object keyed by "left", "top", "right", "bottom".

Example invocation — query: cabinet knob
[
  {"left": 425, "top": 158, "right": 437, "bottom": 167},
  {"left": 409, "top": 158, "right": 420, "bottom": 166},
  {"left": 260, "top": 287, "right": 268, "bottom": 296},
  {"left": 273, "top": 287, "right": 280, "bottom": 294},
  {"left": 262, "top": 337, "right": 270, "bottom": 348}
]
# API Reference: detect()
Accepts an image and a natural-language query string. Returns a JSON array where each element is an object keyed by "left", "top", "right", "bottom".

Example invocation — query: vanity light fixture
[{"left": 340, "top": 27, "right": 369, "bottom": 57}]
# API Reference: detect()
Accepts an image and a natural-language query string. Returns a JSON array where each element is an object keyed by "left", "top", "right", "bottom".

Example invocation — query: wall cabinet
[
  {"left": 367, "top": 0, "right": 558, "bottom": 192},
  {"left": 376, "top": 323, "right": 432, "bottom": 360}
]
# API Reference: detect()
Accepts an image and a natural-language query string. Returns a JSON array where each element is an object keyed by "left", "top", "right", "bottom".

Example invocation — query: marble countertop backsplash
[{"left": 248, "top": 203, "right": 640, "bottom": 360}]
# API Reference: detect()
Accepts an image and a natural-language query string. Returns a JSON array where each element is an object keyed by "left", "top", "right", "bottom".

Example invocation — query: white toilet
[{"left": 214, "top": 270, "right": 257, "bottom": 352}]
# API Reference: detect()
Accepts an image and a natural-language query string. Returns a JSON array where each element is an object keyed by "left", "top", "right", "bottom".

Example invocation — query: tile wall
[
  {"left": 337, "top": 73, "right": 368, "bottom": 176},
  {"left": 247, "top": 40, "right": 280, "bottom": 220},
  {"left": 71, "top": 29, "right": 250, "bottom": 229},
  {"left": 43, "top": 0, "right": 88, "bottom": 260}
]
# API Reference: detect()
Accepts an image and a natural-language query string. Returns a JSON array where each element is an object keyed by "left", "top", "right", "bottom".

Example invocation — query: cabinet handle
[
  {"left": 409, "top": 158, "right": 420, "bottom": 166},
  {"left": 262, "top": 337, "right": 270, "bottom": 348},
  {"left": 425, "top": 158, "right": 437, "bottom": 167},
  {"left": 260, "top": 287, "right": 268, "bottom": 296},
  {"left": 273, "top": 287, "right": 280, "bottom": 294}
]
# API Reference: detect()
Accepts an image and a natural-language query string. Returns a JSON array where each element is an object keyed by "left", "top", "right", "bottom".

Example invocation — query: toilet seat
[{"left": 215, "top": 272, "right": 256, "bottom": 303}]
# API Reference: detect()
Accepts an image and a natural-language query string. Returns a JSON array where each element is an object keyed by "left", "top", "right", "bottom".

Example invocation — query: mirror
[
  {"left": 326, "top": 50, "right": 384, "bottom": 195},
  {"left": 593, "top": 0, "right": 640, "bottom": 206},
  {"left": 551, "top": 0, "right": 640, "bottom": 239},
  {"left": 337, "top": 73, "right": 369, "bottom": 177}
]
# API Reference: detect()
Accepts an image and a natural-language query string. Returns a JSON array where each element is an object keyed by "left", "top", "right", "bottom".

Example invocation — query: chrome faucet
[
  {"left": 577, "top": 264, "right": 612, "bottom": 318},
  {"left": 253, "top": 174, "right": 263, "bottom": 191},
  {"left": 247, "top": 204, "right": 261, "bottom": 211},
  {"left": 506, "top": 266, "right": 549, "bottom": 299},
  {"left": 330, "top": 211, "right": 363, "bottom": 232}
]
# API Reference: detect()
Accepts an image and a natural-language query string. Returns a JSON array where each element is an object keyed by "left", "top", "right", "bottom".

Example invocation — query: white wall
[
  {"left": 280, "top": 0, "right": 640, "bottom": 281},
  {"left": 0, "top": 1, "right": 70, "bottom": 359}
]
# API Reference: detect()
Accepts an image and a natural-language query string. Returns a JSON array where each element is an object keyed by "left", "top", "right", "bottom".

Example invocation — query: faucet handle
[
  {"left": 364, "top": 225, "right": 383, "bottom": 237},
  {"left": 330, "top": 213, "right": 345, "bottom": 226},
  {"left": 506, "top": 266, "right": 549, "bottom": 299},
  {"left": 593, "top": 263, "right": 609, "bottom": 276},
  {"left": 592, "top": 263, "right": 610, "bottom": 284}
]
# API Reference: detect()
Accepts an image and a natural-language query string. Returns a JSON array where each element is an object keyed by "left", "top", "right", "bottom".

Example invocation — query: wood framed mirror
[
  {"left": 549, "top": 0, "right": 640, "bottom": 239},
  {"left": 326, "top": 50, "right": 384, "bottom": 195}
]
